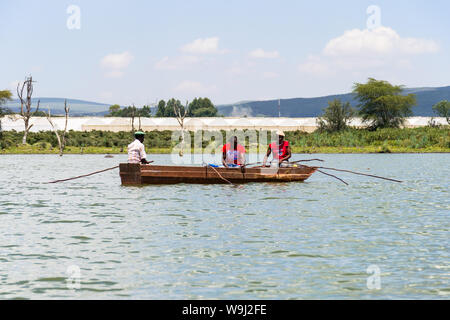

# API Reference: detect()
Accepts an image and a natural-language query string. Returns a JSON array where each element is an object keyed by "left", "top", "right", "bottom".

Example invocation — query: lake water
[{"left": 0, "top": 154, "right": 448, "bottom": 299}]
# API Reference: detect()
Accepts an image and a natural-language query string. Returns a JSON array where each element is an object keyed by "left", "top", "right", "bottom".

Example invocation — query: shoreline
[{"left": 1, "top": 146, "right": 449, "bottom": 155}]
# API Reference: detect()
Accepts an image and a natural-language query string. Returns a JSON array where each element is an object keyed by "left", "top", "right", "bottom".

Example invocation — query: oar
[
  {"left": 45, "top": 161, "right": 154, "bottom": 184},
  {"left": 290, "top": 158, "right": 325, "bottom": 163},
  {"left": 316, "top": 169, "right": 348, "bottom": 185},
  {"left": 242, "top": 162, "right": 262, "bottom": 167},
  {"left": 45, "top": 165, "right": 120, "bottom": 184},
  {"left": 301, "top": 164, "right": 402, "bottom": 183},
  {"left": 317, "top": 166, "right": 402, "bottom": 183}
]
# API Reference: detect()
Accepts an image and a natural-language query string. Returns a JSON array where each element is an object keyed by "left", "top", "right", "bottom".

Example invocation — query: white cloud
[
  {"left": 101, "top": 51, "right": 134, "bottom": 69},
  {"left": 299, "top": 27, "right": 439, "bottom": 77},
  {"left": 155, "top": 55, "right": 201, "bottom": 70},
  {"left": 298, "top": 55, "right": 330, "bottom": 76},
  {"left": 174, "top": 81, "right": 217, "bottom": 95},
  {"left": 249, "top": 49, "right": 279, "bottom": 59},
  {"left": 324, "top": 27, "right": 438, "bottom": 56},
  {"left": 181, "top": 37, "right": 224, "bottom": 54}
]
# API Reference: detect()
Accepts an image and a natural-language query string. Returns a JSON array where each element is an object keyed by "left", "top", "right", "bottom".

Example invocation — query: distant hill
[
  {"left": 4, "top": 98, "right": 112, "bottom": 116},
  {"left": 217, "top": 86, "right": 450, "bottom": 117},
  {"left": 3, "top": 86, "right": 449, "bottom": 117}
]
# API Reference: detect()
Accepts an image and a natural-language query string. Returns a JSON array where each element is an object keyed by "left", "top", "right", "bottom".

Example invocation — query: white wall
[{"left": 1, "top": 115, "right": 447, "bottom": 132}]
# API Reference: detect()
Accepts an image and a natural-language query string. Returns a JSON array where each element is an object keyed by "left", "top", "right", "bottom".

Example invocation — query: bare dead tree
[
  {"left": 17, "top": 76, "right": 40, "bottom": 144},
  {"left": 138, "top": 108, "right": 142, "bottom": 131},
  {"left": 174, "top": 100, "right": 188, "bottom": 156},
  {"left": 130, "top": 104, "right": 136, "bottom": 133},
  {"left": 46, "top": 100, "right": 70, "bottom": 156}
]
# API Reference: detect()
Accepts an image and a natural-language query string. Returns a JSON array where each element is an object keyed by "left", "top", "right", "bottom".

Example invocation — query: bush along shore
[{"left": 0, "top": 127, "right": 449, "bottom": 154}]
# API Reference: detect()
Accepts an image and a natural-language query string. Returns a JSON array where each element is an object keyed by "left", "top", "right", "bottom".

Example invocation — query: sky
[{"left": 0, "top": 0, "right": 449, "bottom": 106}]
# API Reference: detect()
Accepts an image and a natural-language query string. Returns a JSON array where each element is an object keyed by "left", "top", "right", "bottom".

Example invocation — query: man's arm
[
  {"left": 239, "top": 151, "right": 246, "bottom": 166},
  {"left": 222, "top": 150, "right": 228, "bottom": 168},
  {"left": 140, "top": 144, "right": 150, "bottom": 164},
  {"left": 280, "top": 145, "right": 291, "bottom": 163},
  {"left": 262, "top": 146, "right": 272, "bottom": 167}
]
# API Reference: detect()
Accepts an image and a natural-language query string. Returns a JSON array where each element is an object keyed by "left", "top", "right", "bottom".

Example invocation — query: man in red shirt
[
  {"left": 222, "top": 136, "right": 246, "bottom": 168},
  {"left": 263, "top": 130, "right": 291, "bottom": 167}
]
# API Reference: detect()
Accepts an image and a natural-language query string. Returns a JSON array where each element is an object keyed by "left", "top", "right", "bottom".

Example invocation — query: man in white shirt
[{"left": 128, "top": 131, "right": 150, "bottom": 164}]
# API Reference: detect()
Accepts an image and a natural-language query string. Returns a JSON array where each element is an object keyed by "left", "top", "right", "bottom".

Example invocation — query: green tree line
[
  {"left": 1, "top": 127, "right": 448, "bottom": 152},
  {"left": 106, "top": 97, "right": 219, "bottom": 118},
  {"left": 318, "top": 78, "right": 449, "bottom": 132}
]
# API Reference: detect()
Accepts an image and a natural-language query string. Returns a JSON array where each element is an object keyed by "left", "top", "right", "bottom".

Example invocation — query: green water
[{"left": 0, "top": 154, "right": 448, "bottom": 299}]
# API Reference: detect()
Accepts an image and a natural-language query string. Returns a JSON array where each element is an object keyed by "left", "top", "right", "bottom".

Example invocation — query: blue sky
[{"left": 1, "top": 0, "right": 449, "bottom": 106}]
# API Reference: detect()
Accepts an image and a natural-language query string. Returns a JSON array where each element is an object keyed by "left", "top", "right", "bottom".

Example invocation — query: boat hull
[{"left": 119, "top": 163, "right": 317, "bottom": 185}]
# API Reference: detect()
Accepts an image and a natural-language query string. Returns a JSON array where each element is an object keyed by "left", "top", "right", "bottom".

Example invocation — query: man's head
[
  {"left": 135, "top": 131, "right": 145, "bottom": 142},
  {"left": 276, "top": 130, "right": 285, "bottom": 144}
]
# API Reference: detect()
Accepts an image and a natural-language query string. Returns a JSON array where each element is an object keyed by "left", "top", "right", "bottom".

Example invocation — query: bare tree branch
[
  {"left": 46, "top": 100, "right": 70, "bottom": 156},
  {"left": 17, "top": 76, "right": 39, "bottom": 144}
]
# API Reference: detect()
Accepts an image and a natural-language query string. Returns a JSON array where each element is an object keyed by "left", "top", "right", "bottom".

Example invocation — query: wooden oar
[
  {"left": 290, "top": 158, "right": 325, "bottom": 163},
  {"left": 242, "top": 162, "right": 262, "bottom": 167},
  {"left": 316, "top": 169, "right": 348, "bottom": 185},
  {"left": 45, "top": 165, "right": 120, "bottom": 184},
  {"left": 301, "top": 164, "right": 402, "bottom": 183},
  {"left": 45, "top": 161, "right": 154, "bottom": 184},
  {"left": 317, "top": 166, "right": 402, "bottom": 183}
]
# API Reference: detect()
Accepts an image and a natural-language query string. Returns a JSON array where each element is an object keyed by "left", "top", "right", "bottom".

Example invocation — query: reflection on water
[{"left": 0, "top": 154, "right": 448, "bottom": 299}]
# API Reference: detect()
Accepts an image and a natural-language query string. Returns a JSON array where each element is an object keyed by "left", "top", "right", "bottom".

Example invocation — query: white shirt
[{"left": 127, "top": 139, "right": 147, "bottom": 163}]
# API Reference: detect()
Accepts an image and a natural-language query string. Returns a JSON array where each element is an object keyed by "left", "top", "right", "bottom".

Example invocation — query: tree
[
  {"left": 432, "top": 100, "right": 450, "bottom": 124},
  {"left": 165, "top": 99, "right": 183, "bottom": 117},
  {"left": 46, "top": 100, "right": 70, "bottom": 156},
  {"left": 174, "top": 101, "right": 188, "bottom": 156},
  {"left": 0, "top": 90, "right": 12, "bottom": 109},
  {"left": 0, "top": 90, "right": 13, "bottom": 134},
  {"left": 156, "top": 100, "right": 166, "bottom": 117},
  {"left": 353, "top": 78, "right": 416, "bottom": 129},
  {"left": 107, "top": 104, "right": 121, "bottom": 116},
  {"left": 317, "top": 99, "right": 354, "bottom": 132},
  {"left": 139, "top": 105, "right": 151, "bottom": 117},
  {"left": 188, "top": 97, "right": 218, "bottom": 117},
  {"left": 17, "top": 76, "right": 40, "bottom": 144},
  {"left": 106, "top": 104, "right": 151, "bottom": 118}
]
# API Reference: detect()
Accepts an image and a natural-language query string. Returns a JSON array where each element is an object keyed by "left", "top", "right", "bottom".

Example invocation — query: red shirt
[
  {"left": 222, "top": 143, "right": 246, "bottom": 165},
  {"left": 269, "top": 140, "right": 289, "bottom": 160}
]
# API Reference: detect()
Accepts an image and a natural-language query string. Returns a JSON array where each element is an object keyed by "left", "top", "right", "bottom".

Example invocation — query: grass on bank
[{"left": 0, "top": 126, "right": 449, "bottom": 154}]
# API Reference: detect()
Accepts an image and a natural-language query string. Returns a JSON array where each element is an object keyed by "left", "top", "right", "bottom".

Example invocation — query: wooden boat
[{"left": 119, "top": 163, "right": 317, "bottom": 185}]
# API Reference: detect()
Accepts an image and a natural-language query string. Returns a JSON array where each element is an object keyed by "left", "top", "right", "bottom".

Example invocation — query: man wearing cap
[
  {"left": 128, "top": 131, "right": 150, "bottom": 164},
  {"left": 262, "top": 130, "right": 291, "bottom": 167}
]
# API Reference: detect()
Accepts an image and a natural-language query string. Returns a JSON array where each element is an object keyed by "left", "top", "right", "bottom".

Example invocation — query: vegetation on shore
[{"left": 1, "top": 126, "right": 448, "bottom": 154}]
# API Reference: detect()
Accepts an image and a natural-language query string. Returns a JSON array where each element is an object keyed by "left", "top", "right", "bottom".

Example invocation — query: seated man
[
  {"left": 128, "top": 131, "right": 150, "bottom": 164},
  {"left": 263, "top": 130, "right": 291, "bottom": 167},
  {"left": 222, "top": 136, "right": 246, "bottom": 168}
]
